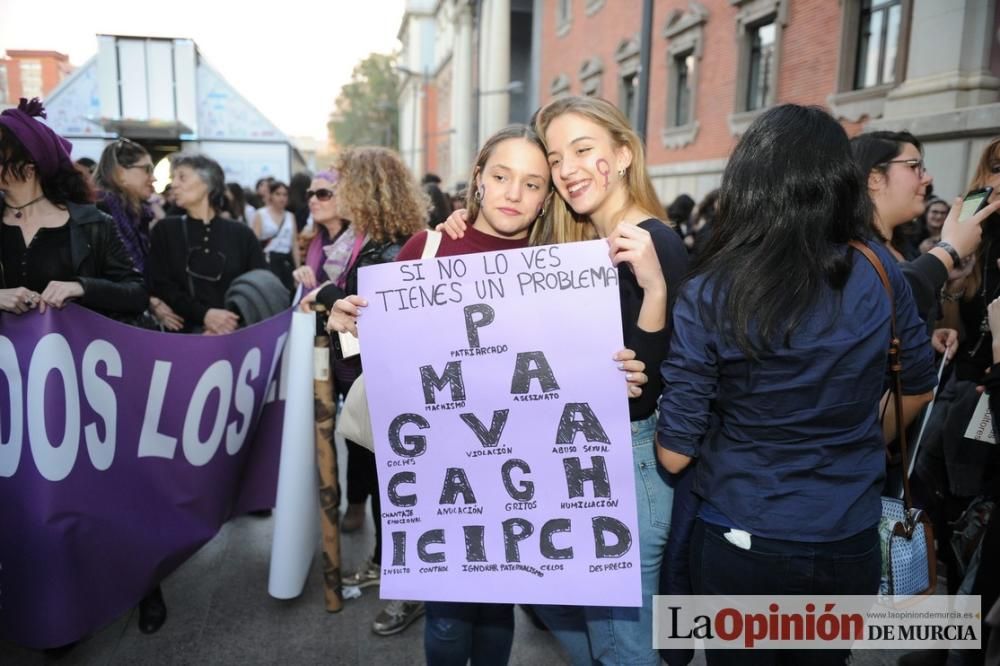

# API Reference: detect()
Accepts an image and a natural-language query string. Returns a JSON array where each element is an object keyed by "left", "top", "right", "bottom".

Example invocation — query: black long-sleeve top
[
  {"left": 0, "top": 202, "right": 147, "bottom": 318},
  {"left": 624, "top": 219, "right": 689, "bottom": 420},
  {"left": 148, "top": 215, "right": 266, "bottom": 332},
  {"left": 899, "top": 251, "right": 948, "bottom": 325}
]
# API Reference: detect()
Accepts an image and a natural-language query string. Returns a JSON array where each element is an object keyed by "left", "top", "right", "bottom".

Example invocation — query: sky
[{"left": 0, "top": 0, "right": 407, "bottom": 142}]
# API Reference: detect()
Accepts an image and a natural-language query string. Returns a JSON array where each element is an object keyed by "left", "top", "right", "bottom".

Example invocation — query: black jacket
[
  {"left": 0, "top": 202, "right": 148, "bottom": 316},
  {"left": 317, "top": 237, "right": 407, "bottom": 306}
]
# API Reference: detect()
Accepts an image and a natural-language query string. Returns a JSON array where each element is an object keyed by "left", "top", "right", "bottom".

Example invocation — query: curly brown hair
[{"left": 334, "top": 146, "right": 429, "bottom": 243}]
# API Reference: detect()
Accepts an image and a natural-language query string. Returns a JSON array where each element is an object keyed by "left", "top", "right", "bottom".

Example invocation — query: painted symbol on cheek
[{"left": 596, "top": 158, "right": 611, "bottom": 189}]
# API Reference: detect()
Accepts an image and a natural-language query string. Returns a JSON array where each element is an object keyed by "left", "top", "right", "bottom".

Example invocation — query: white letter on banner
[
  {"left": 264, "top": 332, "right": 289, "bottom": 405},
  {"left": 28, "top": 334, "right": 81, "bottom": 482},
  {"left": 0, "top": 336, "right": 24, "bottom": 477},
  {"left": 183, "top": 360, "right": 233, "bottom": 466},
  {"left": 81, "top": 340, "right": 122, "bottom": 471},
  {"left": 226, "top": 348, "right": 261, "bottom": 455},
  {"left": 137, "top": 361, "right": 177, "bottom": 459}
]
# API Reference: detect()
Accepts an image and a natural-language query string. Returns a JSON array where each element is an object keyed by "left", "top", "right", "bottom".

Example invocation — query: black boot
[{"left": 138, "top": 585, "right": 167, "bottom": 634}]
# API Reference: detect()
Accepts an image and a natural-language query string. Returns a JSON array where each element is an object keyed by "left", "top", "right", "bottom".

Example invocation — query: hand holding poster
[{"left": 357, "top": 239, "right": 641, "bottom": 606}]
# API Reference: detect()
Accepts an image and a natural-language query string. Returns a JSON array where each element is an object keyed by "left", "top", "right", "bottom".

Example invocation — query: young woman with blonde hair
[{"left": 442, "top": 95, "right": 688, "bottom": 664}]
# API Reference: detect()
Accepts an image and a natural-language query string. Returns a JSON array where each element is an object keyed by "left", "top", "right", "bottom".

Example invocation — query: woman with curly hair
[{"left": 301, "top": 146, "right": 428, "bottom": 584}]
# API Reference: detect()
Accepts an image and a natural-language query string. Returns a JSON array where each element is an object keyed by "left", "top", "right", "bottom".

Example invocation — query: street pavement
[{"left": 1, "top": 434, "right": 915, "bottom": 665}]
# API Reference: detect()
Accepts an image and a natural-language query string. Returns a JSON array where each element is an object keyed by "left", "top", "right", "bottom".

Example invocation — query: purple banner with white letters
[
  {"left": 358, "top": 239, "right": 641, "bottom": 606},
  {"left": 0, "top": 305, "right": 291, "bottom": 649}
]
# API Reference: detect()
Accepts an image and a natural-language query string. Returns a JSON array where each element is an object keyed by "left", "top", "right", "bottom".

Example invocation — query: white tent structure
[{"left": 45, "top": 35, "right": 306, "bottom": 186}]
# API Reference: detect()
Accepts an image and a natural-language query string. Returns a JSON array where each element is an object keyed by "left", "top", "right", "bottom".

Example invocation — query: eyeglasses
[
  {"left": 126, "top": 164, "right": 155, "bottom": 175},
  {"left": 186, "top": 247, "right": 227, "bottom": 282},
  {"left": 307, "top": 188, "right": 335, "bottom": 201},
  {"left": 882, "top": 158, "right": 927, "bottom": 176}
]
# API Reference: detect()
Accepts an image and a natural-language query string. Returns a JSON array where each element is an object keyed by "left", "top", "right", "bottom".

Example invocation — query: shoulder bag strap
[
  {"left": 421, "top": 230, "right": 443, "bottom": 259},
  {"left": 849, "top": 240, "right": 914, "bottom": 511},
  {"left": 180, "top": 215, "right": 196, "bottom": 298}
]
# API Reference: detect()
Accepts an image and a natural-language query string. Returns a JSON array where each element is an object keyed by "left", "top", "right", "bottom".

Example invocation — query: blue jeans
[
  {"left": 526, "top": 417, "right": 673, "bottom": 665},
  {"left": 535, "top": 416, "right": 671, "bottom": 665},
  {"left": 424, "top": 601, "right": 514, "bottom": 666},
  {"left": 691, "top": 518, "right": 880, "bottom": 665}
]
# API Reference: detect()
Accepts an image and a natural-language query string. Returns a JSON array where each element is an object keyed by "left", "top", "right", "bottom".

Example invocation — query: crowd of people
[{"left": 2, "top": 90, "right": 1000, "bottom": 666}]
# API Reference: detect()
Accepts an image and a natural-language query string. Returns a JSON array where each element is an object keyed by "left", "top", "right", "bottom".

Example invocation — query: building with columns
[
  {"left": 397, "top": 0, "right": 540, "bottom": 189},
  {"left": 401, "top": 0, "right": 999, "bottom": 204}
]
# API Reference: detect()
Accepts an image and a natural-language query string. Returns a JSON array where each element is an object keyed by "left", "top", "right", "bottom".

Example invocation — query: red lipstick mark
[{"left": 596, "top": 158, "right": 610, "bottom": 189}]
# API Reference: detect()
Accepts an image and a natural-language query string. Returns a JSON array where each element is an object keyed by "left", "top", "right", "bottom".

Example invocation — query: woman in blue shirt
[{"left": 656, "top": 105, "right": 938, "bottom": 665}]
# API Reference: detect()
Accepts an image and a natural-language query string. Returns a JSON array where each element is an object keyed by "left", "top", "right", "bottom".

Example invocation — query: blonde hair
[
  {"left": 334, "top": 147, "right": 429, "bottom": 243},
  {"left": 532, "top": 96, "right": 667, "bottom": 245},
  {"left": 964, "top": 137, "right": 1000, "bottom": 299}
]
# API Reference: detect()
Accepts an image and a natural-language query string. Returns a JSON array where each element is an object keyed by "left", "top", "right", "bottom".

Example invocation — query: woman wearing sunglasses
[
  {"left": 292, "top": 171, "right": 347, "bottom": 291},
  {"left": 147, "top": 153, "right": 266, "bottom": 335},
  {"left": 94, "top": 138, "right": 184, "bottom": 331},
  {"left": 299, "top": 146, "right": 428, "bottom": 598}
]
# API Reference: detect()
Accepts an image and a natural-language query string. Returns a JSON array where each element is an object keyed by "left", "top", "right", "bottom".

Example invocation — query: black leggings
[{"left": 346, "top": 440, "right": 382, "bottom": 561}]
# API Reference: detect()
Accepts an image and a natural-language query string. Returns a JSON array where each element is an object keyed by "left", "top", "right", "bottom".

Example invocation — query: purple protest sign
[
  {"left": 0, "top": 304, "right": 291, "bottom": 649},
  {"left": 358, "top": 239, "right": 641, "bottom": 606}
]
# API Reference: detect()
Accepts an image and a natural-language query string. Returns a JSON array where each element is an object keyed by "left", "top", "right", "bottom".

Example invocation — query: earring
[
  {"left": 474, "top": 187, "right": 483, "bottom": 203},
  {"left": 617, "top": 167, "right": 626, "bottom": 179}
]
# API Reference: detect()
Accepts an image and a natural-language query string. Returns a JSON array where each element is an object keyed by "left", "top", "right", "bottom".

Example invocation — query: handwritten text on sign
[{"left": 357, "top": 240, "right": 641, "bottom": 606}]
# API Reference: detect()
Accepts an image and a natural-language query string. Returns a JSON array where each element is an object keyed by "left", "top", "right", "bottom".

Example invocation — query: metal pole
[
  {"left": 423, "top": 69, "right": 430, "bottom": 176},
  {"left": 472, "top": 0, "right": 482, "bottom": 148},
  {"left": 411, "top": 78, "right": 418, "bottom": 172},
  {"left": 635, "top": 0, "right": 654, "bottom": 144}
]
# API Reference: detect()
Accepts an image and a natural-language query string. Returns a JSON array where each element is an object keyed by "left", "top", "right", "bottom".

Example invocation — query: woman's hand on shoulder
[
  {"left": 608, "top": 222, "right": 667, "bottom": 295},
  {"left": 437, "top": 208, "right": 469, "bottom": 240}
]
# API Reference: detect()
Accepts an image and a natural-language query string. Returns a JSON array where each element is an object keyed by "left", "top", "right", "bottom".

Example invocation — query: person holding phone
[
  {"left": 851, "top": 131, "right": 988, "bottom": 326},
  {"left": 901, "top": 137, "right": 1000, "bottom": 608}
]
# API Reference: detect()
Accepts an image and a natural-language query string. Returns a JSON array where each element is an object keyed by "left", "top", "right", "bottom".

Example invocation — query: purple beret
[{"left": 0, "top": 97, "right": 74, "bottom": 179}]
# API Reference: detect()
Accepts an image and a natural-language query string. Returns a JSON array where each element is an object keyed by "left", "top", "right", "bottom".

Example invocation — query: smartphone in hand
[{"left": 959, "top": 186, "right": 994, "bottom": 222}]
